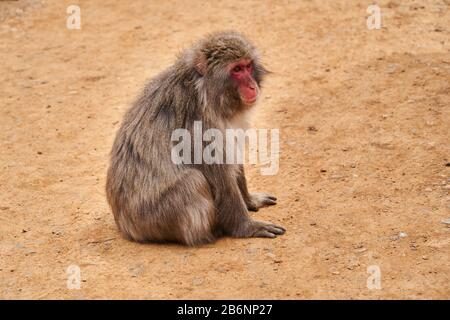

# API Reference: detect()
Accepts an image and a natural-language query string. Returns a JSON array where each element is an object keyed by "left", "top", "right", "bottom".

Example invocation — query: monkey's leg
[
  {"left": 209, "top": 166, "right": 285, "bottom": 239},
  {"left": 162, "top": 169, "right": 217, "bottom": 246},
  {"left": 122, "top": 169, "right": 216, "bottom": 246},
  {"left": 236, "top": 165, "right": 277, "bottom": 212}
]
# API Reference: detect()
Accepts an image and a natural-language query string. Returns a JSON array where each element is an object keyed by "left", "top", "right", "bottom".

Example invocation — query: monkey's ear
[
  {"left": 257, "top": 63, "right": 272, "bottom": 76},
  {"left": 194, "top": 52, "right": 207, "bottom": 76}
]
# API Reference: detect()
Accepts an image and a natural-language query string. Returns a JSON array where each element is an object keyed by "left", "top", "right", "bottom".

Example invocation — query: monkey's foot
[
  {"left": 247, "top": 192, "right": 277, "bottom": 211},
  {"left": 251, "top": 221, "right": 285, "bottom": 238}
]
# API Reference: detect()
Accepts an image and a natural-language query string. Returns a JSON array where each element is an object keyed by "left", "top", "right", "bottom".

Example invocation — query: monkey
[{"left": 106, "top": 31, "right": 285, "bottom": 246}]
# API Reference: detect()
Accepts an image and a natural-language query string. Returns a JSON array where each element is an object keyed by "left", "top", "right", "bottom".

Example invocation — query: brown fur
[{"left": 106, "top": 31, "right": 285, "bottom": 246}]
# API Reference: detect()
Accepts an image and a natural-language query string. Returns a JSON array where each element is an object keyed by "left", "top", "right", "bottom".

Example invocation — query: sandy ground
[{"left": 0, "top": 0, "right": 449, "bottom": 299}]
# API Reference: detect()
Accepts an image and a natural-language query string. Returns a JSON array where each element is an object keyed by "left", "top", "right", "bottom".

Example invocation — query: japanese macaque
[{"left": 106, "top": 31, "right": 285, "bottom": 246}]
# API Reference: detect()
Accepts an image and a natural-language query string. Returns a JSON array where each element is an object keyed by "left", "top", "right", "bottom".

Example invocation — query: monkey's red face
[{"left": 229, "top": 59, "right": 259, "bottom": 105}]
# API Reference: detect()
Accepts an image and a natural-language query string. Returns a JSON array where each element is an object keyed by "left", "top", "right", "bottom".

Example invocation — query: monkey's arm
[
  {"left": 236, "top": 165, "right": 277, "bottom": 212},
  {"left": 202, "top": 165, "right": 284, "bottom": 238}
]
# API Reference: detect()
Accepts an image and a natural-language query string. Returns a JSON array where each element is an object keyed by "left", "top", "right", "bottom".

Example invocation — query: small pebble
[{"left": 192, "top": 277, "right": 204, "bottom": 286}]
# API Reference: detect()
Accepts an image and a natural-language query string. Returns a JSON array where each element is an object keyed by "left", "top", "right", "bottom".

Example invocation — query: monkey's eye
[
  {"left": 246, "top": 63, "right": 252, "bottom": 70},
  {"left": 233, "top": 66, "right": 242, "bottom": 73}
]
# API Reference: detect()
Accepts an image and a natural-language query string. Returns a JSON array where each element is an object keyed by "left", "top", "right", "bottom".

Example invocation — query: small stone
[
  {"left": 265, "top": 252, "right": 276, "bottom": 259},
  {"left": 37, "top": 151, "right": 43, "bottom": 155},
  {"left": 424, "top": 187, "right": 432, "bottom": 192},
  {"left": 422, "top": 255, "right": 428, "bottom": 260},
  {"left": 192, "top": 277, "right": 204, "bottom": 286},
  {"left": 331, "top": 271, "right": 340, "bottom": 275},
  {"left": 441, "top": 218, "right": 450, "bottom": 225},
  {"left": 215, "top": 265, "right": 228, "bottom": 273},
  {"left": 399, "top": 232, "right": 408, "bottom": 238},
  {"left": 386, "top": 64, "right": 398, "bottom": 74},
  {"left": 25, "top": 250, "right": 37, "bottom": 256},
  {"left": 246, "top": 247, "right": 258, "bottom": 254}
]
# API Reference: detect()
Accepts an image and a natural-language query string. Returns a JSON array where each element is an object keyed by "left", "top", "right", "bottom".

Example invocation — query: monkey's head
[{"left": 190, "top": 31, "right": 269, "bottom": 114}]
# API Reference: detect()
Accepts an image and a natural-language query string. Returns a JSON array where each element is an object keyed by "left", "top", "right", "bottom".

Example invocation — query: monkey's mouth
[
  {"left": 241, "top": 96, "right": 257, "bottom": 105},
  {"left": 239, "top": 84, "right": 259, "bottom": 106}
]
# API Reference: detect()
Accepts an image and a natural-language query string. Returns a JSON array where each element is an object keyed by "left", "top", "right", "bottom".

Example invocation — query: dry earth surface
[{"left": 0, "top": 0, "right": 449, "bottom": 299}]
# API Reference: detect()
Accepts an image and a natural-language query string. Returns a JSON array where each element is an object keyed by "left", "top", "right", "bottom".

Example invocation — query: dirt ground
[{"left": 0, "top": 0, "right": 449, "bottom": 300}]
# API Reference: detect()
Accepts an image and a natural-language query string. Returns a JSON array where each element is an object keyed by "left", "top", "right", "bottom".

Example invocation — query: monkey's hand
[
  {"left": 247, "top": 192, "right": 277, "bottom": 211},
  {"left": 250, "top": 221, "right": 285, "bottom": 238}
]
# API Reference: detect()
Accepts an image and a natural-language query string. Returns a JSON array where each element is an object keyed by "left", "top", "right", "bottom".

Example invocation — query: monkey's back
[{"left": 105, "top": 66, "right": 215, "bottom": 244}]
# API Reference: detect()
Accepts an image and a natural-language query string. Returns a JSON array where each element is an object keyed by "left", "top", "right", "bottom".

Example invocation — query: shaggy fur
[{"left": 106, "top": 31, "right": 285, "bottom": 246}]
